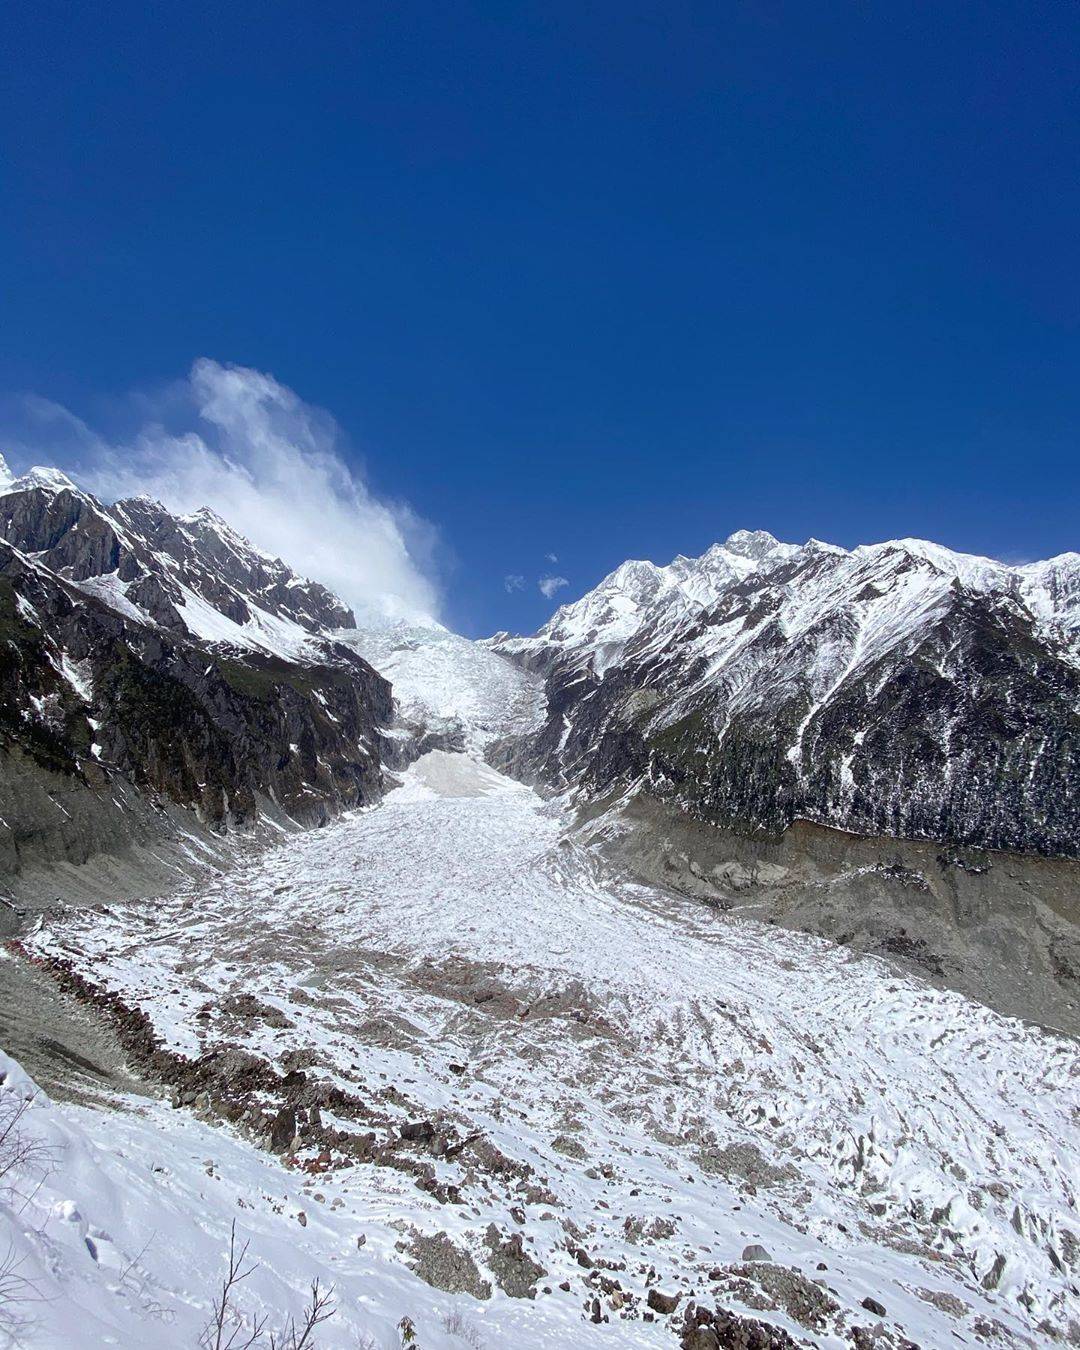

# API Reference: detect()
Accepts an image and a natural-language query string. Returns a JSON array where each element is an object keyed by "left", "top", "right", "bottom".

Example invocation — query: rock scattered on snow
[
  {"left": 408, "top": 1230, "right": 492, "bottom": 1301},
  {"left": 647, "top": 1287, "right": 681, "bottom": 1314},
  {"left": 483, "top": 1224, "right": 546, "bottom": 1298}
]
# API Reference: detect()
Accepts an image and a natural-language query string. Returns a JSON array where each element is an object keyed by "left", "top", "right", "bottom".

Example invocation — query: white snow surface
[
  {"left": 14, "top": 753, "right": 1079, "bottom": 1347},
  {"left": 0, "top": 1045, "right": 559, "bottom": 1350},
  {"left": 172, "top": 581, "right": 324, "bottom": 661}
]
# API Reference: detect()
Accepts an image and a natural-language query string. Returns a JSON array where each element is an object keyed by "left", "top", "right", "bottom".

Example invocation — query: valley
[
  {"left": 6, "top": 750, "right": 1077, "bottom": 1347},
  {"left": 0, "top": 471, "right": 1076, "bottom": 1347}
]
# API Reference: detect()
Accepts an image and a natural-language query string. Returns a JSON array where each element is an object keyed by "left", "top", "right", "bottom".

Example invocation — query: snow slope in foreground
[
  {"left": 0, "top": 1045, "right": 580, "bottom": 1349},
  {"left": 11, "top": 754, "right": 1080, "bottom": 1347}
]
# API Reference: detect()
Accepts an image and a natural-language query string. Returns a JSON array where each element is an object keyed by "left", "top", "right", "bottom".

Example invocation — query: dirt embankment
[
  {"left": 582, "top": 795, "right": 1080, "bottom": 1037},
  {"left": 0, "top": 945, "right": 146, "bottom": 1105}
]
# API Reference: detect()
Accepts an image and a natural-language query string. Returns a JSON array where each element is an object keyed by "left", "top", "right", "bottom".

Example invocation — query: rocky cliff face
[
  {"left": 0, "top": 460, "right": 355, "bottom": 643},
  {"left": 490, "top": 530, "right": 1080, "bottom": 860},
  {"left": 0, "top": 460, "right": 395, "bottom": 886}
]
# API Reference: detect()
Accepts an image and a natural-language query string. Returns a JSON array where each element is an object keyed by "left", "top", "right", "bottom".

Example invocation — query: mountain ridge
[
  {"left": 492, "top": 528, "right": 1080, "bottom": 672},
  {"left": 0, "top": 455, "right": 357, "bottom": 650},
  {"left": 489, "top": 527, "right": 1080, "bottom": 860}
]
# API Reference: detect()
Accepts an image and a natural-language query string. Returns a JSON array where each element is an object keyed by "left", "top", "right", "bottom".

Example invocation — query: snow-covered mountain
[
  {"left": 490, "top": 528, "right": 1080, "bottom": 859},
  {"left": 494, "top": 527, "right": 1080, "bottom": 676},
  {"left": 0, "top": 459, "right": 398, "bottom": 888},
  {"left": 0, "top": 456, "right": 354, "bottom": 657},
  {"left": 492, "top": 530, "right": 825, "bottom": 676},
  {"left": 0, "top": 457, "right": 549, "bottom": 894}
]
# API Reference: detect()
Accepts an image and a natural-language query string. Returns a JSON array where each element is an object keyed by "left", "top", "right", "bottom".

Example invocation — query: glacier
[{"left": 5, "top": 746, "right": 1077, "bottom": 1346}]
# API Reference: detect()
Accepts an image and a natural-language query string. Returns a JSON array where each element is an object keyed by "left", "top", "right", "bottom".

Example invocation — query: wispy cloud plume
[
  {"left": 0, "top": 359, "right": 440, "bottom": 623},
  {"left": 539, "top": 575, "right": 569, "bottom": 599},
  {"left": 503, "top": 574, "right": 526, "bottom": 593}
]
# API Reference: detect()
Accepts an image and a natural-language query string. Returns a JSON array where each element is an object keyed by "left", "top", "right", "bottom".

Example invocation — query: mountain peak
[
  {"left": 720, "top": 528, "right": 783, "bottom": 560},
  {"left": 188, "top": 505, "right": 229, "bottom": 526},
  {"left": 608, "top": 558, "right": 662, "bottom": 587},
  {"left": 6, "top": 464, "right": 80, "bottom": 496}
]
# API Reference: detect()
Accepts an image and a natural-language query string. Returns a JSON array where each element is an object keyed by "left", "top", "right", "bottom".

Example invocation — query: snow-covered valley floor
[{"left": 5, "top": 752, "right": 1079, "bottom": 1347}]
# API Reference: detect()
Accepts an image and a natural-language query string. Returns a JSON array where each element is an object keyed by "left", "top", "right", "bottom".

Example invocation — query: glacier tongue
[
  {"left": 16, "top": 749, "right": 1079, "bottom": 1347},
  {"left": 343, "top": 620, "right": 545, "bottom": 753}
]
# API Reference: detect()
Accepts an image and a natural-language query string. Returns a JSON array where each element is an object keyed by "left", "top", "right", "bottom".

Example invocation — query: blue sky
[{"left": 3, "top": 2, "right": 1080, "bottom": 636}]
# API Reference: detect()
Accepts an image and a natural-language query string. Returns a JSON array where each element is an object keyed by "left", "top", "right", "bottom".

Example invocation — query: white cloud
[
  {"left": 539, "top": 575, "right": 569, "bottom": 599},
  {"left": 503, "top": 574, "right": 526, "bottom": 593},
  {"left": 545, "top": 552, "right": 558, "bottom": 563},
  {"left": 0, "top": 359, "right": 440, "bottom": 624}
]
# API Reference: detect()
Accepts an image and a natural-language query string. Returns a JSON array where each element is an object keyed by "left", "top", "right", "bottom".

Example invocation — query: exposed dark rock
[
  {"left": 715, "top": 1262, "right": 840, "bottom": 1332},
  {"left": 680, "top": 1303, "right": 799, "bottom": 1349},
  {"left": 408, "top": 1231, "right": 492, "bottom": 1300},
  {"left": 399, "top": 1119, "right": 435, "bottom": 1142},
  {"left": 552, "top": 1132, "right": 587, "bottom": 1160},
  {"left": 647, "top": 1287, "right": 681, "bottom": 1314},
  {"left": 222, "top": 993, "right": 293, "bottom": 1029},
  {"left": 269, "top": 1107, "right": 297, "bottom": 1154},
  {"left": 697, "top": 1143, "right": 794, "bottom": 1190},
  {"left": 981, "top": 1252, "right": 1006, "bottom": 1290},
  {"left": 0, "top": 476, "right": 399, "bottom": 883},
  {"left": 483, "top": 1224, "right": 545, "bottom": 1298}
]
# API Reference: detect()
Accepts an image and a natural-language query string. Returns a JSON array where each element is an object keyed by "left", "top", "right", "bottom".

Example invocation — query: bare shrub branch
[
  {"left": 441, "top": 1308, "right": 485, "bottom": 1348},
  {"left": 270, "top": 1279, "right": 335, "bottom": 1350},
  {"left": 201, "top": 1226, "right": 338, "bottom": 1350},
  {"left": 0, "top": 1092, "right": 57, "bottom": 1220},
  {"left": 199, "top": 1222, "right": 267, "bottom": 1350},
  {"left": 0, "top": 1243, "right": 44, "bottom": 1345}
]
